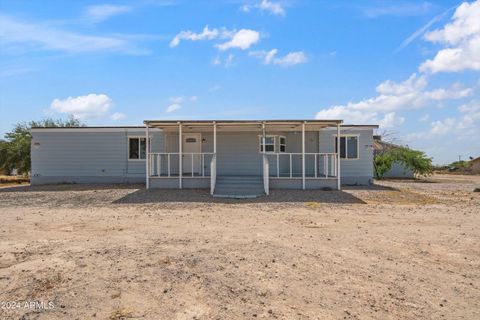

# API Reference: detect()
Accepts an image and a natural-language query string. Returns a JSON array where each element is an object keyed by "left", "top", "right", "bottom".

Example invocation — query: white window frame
[
  {"left": 258, "top": 135, "right": 276, "bottom": 153},
  {"left": 128, "top": 136, "right": 147, "bottom": 161},
  {"left": 333, "top": 134, "right": 359, "bottom": 160},
  {"left": 279, "top": 135, "right": 286, "bottom": 153}
]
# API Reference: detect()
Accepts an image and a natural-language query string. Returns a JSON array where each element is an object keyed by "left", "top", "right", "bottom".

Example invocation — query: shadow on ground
[
  {"left": 0, "top": 184, "right": 408, "bottom": 205},
  {"left": 0, "top": 184, "right": 142, "bottom": 192},
  {"left": 112, "top": 188, "right": 367, "bottom": 204}
]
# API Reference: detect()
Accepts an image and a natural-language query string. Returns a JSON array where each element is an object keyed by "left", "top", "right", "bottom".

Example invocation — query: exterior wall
[
  {"left": 470, "top": 159, "right": 480, "bottom": 174},
  {"left": 320, "top": 128, "right": 374, "bottom": 185},
  {"left": 383, "top": 162, "right": 414, "bottom": 178},
  {"left": 165, "top": 132, "right": 214, "bottom": 175},
  {"left": 31, "top": 126, "right": 375, "bottom": 187},
  {"left": 31, "top": 129, "right": 163, "bottom": 185}
]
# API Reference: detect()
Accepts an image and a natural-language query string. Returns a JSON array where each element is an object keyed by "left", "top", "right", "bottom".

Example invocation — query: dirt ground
[{"left": 0, "top": 174, "right": 479, "bottom": 320}]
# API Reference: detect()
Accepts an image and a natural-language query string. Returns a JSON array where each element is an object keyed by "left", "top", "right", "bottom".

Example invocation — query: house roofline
[
  {"left": 144, "top": 119, "right": 344, "bottom": 125},
  {"left": 31, "top": 123, "right": 379, "bottom": 132}
]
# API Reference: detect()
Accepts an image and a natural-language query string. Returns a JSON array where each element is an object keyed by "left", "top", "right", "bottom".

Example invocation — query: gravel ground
[{"left": 0, "top": 174, "right": 479, "bottom": 319}]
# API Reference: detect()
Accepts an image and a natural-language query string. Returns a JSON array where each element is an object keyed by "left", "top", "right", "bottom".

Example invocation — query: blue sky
[{"left": 0, "top": 0, "right": 479, "bottom": 164}]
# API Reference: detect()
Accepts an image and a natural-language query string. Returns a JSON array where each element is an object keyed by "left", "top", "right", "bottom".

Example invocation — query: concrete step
[
  {"left": 216, "top": 181, "right": 263, "bottom": 186},
  {"left": 213, "top": 175, "right": 265, "bottom": 198}
]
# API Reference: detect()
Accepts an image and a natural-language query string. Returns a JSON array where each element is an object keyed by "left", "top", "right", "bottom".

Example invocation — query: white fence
[
  {"left": 148, "top": 152, "right": 215, "bottom": 177},
  {"left": 265, "top": 153, "right": 338, "bottom": 178}
]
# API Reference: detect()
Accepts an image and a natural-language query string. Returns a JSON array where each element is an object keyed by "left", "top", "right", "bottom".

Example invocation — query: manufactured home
[{"left": 31, "top": 120, "right": 378, "bottom": 197}]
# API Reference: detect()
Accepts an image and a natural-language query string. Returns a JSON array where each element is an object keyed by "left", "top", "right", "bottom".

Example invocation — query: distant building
[
  {"left": 373, "top": 135, "right": 414, "bottom": 179},
  {"left": 470, "top": 157, "right": 480, "bottom": 174}
]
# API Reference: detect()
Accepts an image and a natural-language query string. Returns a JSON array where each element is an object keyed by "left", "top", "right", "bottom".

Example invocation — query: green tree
[
  {"left": 373, "top": 152, "right": 395, "bottom": 179},
  {"left": 449, "top": 160, "right": 471, "bottom": 169},
  {"left": 0, "top": 118, "right": 84, "bottom": 176},
  {"left": 374, "top": 147, "right": 433, "bottom": 179}
]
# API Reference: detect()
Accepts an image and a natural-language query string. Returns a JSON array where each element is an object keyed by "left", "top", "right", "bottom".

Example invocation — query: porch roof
[{"left": 144, "top": 119, "right": 343, "bottom": 132}]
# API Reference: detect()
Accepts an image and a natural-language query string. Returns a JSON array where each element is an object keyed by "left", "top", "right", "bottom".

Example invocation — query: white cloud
[
  {"left": 379, "top": 112, "right": 405, "bottom": 128},
  {"left": 424, "top": 2, "right": 480, "bottom": 45},
  {"left": 315, "top": 73, "right": 472, "bottom": 128},
  {"left": 250, "top": 48, "right": 308, "bottom": 66},
  {"left": 216, "top": 29, "right": 260, "bottom": 51},
  {"left": 165, "top": 96, "right": 197, "bottom": 113},
  {"left": 169, "top": 26, "right": 260, "bottom": 51},
  {"left": 50, "top": 94, "right": 113, "bottom": 119},
  {"left": 169, "top": 25, "right": 231, "bottom": 47},
  {"left": 111, "top": 112, "right": 126, "bottom": 120},
  {"left": 0, "top": 14, "right": 147, "bottom": 55},
  {"left": 424, "top": 100, "right": 480, "bottom": 138},
  {"left": 213, "top": 54, "right": 235, "bottom": 67},
  {"left": 420, "top": 1, "right": 480, "bottom": 73},
  {"left": 85, "top": 4, "right": 132, "bottom": 23},
  {"left": 241, "top": 0, "right": 286, "bottom": 17},
  {"left": 213, "top": 56, "right": 221, "bottom": 65},
  {"left": 273, "top": 51, "right": 307, "bottom": 66},
  {"left": 395, "top": 6, "right": 455, "bottom": 52},
  {"left": 166, "top": 103, "right": 181, "bottom": 113}
]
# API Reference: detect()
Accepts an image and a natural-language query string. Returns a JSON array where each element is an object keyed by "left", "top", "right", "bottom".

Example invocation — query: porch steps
[{"left": 213, "top": 175, "right": 265, "bottom": 198}]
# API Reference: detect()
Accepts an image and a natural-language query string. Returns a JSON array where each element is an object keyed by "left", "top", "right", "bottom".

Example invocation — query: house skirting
[
  {"left": 269, "top": 178, "right": 338, "bottom": 189},
  {"left": 30, "top": 175, "right": 145, "bottom": 185},
  {"left": 148, "top": 177, "right": 210, "bottom": 189}
]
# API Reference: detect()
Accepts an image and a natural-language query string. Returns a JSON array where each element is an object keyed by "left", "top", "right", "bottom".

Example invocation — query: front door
[{"left": 182, "top": 133, "right": 202, "bottom": 174}]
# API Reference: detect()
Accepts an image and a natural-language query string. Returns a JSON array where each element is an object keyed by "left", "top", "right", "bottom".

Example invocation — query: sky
[{"left": 0, "top": 0, "right": 479, "bottom": 164}]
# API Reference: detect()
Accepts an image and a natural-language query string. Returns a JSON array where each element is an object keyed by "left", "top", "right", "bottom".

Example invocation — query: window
[
  {"left": 279, "top": 136, "right": 286, "bottom": 153},
  {"left": 185, "top": 137, "right": 197, "bottom": 143},
  {"left": 259, "top": 135, "right": 287, "bottom": 153},
  {"left": 129, "top": 137, "right": 146, "bottom": 160},
  {"left": 334, "top": 136, "right": 358, "bottom": 159},
  {"left": 260, "top": 136, "right": 275, "bottom": 152}
]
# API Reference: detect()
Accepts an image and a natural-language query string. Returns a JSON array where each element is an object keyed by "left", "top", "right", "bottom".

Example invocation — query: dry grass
[
  {"left": 109, "top": 307, "right": 135, "bottom": 320},
  {"left": 0, "top": 175, "right": 30, "bottom": 187},
  {"left": 360, "top": 188, "right": 438, "bottom": 205}
]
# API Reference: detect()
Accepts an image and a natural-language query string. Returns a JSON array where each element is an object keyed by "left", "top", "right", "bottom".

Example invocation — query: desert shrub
[
  {"left": 374, "top": 153, "right": 395, "bottom": 179},
  {"left": 374, "top": 147, "right": 433, "bottom": 179},
  {"left": 449, "top": 160, "right": 471, "bottom": 170}
]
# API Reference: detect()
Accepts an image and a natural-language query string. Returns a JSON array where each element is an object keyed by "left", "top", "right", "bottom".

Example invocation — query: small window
[
  {"left": 334, "top": 136, "right": 358, "bottom": 159},
  {"left": 346, "top": 136, "right": 358, "bottom": 158},
  {"left": 129, "top": 137, "right": 146, "bottom": 160},
  {"left": 259, "top": 136, "right": 275, "bottom": 153},
  {"left": 279, "top": 136, "right": 286, "bottom": 153},
  {"left": 185, "top": 138, "right": 197, "bottom": 143}
]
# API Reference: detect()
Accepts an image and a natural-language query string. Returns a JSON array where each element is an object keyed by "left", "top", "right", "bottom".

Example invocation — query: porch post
[
  {"left": 302, "top": 122, "right": 305, "bottom": 190},
  {"left": 262, "top": 122, "right": 266, "bottom": 154},
  {"left": 146, "top": 123, "right": 150, "bottom": 189},
  {"left": 179, "top": 123, "right": 182, "bottom": 189},
  {"left": 337, "top": 123, "right": 341, "bottom": 190},
  {"left": 213, "top": 121, "right": 217, "bottom": 153}
]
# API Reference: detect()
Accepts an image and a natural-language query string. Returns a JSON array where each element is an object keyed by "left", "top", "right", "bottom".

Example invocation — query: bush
[
  {"left": 449, "top": 160, "right": 471, "bottom": 170},
  {"left": 374, "top": 147, "right": 433, "bottom": 179}
]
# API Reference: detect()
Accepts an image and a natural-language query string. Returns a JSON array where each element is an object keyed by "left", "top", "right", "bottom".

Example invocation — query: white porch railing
[
  {"left": 263, "top": 154, "right": 269, "bottom": 195},
  {"left": 265, "top": 153, "right": 338, "bottom": 178},
  {"left": 210, "top": 154, "right": 216, "bottom": 195},
  {"left": 148, "top": 152, "right": 215, "bottom": 177}
]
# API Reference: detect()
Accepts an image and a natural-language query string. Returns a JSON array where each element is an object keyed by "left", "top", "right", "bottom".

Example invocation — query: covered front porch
[{"left": 144, "top": 120, "right": 343, "bottom": 197}]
